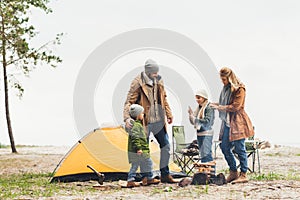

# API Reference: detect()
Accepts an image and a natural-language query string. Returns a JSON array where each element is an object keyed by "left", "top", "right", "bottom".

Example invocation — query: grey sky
[{"left": 0, "top": 0, "right": 299, "bottom": 146}]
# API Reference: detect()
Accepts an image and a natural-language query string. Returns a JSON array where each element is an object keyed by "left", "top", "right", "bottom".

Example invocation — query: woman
[
  {"left": 211, "top": 67, "right": 254, "bottom": 184},
  {"left": 188, "top": 89, "right": 215, "bottom": 163}
]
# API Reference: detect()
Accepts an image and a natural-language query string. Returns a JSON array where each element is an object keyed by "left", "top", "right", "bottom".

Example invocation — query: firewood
[
  {"left": 196, "top": 167, "right": 215, "bottom": 171},
  {"left": 193, "top": 161, "right": 216, "bottom": 167}
]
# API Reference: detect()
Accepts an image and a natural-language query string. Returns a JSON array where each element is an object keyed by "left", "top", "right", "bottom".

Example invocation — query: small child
[
  {"left": 188, "top": 89, "right": 215, "bottom": 163},
  {"left": 127, "top": 104, "right": 160, "bottom": 187}
]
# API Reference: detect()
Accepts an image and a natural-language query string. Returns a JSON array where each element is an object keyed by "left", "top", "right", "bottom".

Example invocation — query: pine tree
[{"left": 0, "top": 0, "right": 62, "bottom": 153}]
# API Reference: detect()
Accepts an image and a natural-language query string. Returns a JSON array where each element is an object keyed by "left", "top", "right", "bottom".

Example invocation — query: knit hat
[
  {"left": 144, "top": 59, "right": 159, "bottom": 75},
  {"left": 195, "top": 89, "right": 208, "bottom": 99},
  {"left": 129, "top": 104, "right": 144, "bottom": 119}
]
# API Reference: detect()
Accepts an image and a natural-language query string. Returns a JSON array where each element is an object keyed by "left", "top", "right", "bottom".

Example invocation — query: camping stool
[
  {"left": 172, "top": 125, "right": 201, "bottom": 175},
  {"left": 233, "top": 136, "right": 261, "bottom": 173}
]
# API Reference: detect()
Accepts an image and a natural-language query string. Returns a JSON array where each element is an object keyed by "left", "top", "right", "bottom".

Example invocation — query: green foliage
[
  {"left": 204, "top": 184, "right": 209, "bottom": 194},
  {"left": 0, "top": 144, "right": 38, "bottom": 148},
  {"left": 0, "top": 173, "right": 59, "bottom": 199},
  {"left": 151, "top": 187, "right": 163, "bottom": 195},
  {"left": 296, "top": 153, "right": 300, "bottom": 156},
  {"left": 0, "top": 172, "right": 99, "bottom": 199},
  {"left": 0, "top": 0, "right": 63, "bottom": 97},
  {"left": 286, "top": 174, "right": 300, "bottom": 181},
  {"left": 0, "top": 143, "right": 9, "bottom": 148},
  {"left": 164, "top": 186, "right": 173, "bottom": 192},
  {"left": 250, "top": 172, "right": 284, "bottom": 181},
  {"left": 249, "top": 169, "right": 300, "bottom": 181},
  {"left": 192, "top": 185, "right": 209, "bottom": 196},
  {"left": 286, "top": 169, "right": 300, "bottom": 181},
  {"left": 265, "top": 152, "right": 283, "bottom": 157}
]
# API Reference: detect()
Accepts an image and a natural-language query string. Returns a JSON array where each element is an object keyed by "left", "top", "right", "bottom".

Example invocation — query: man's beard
[
  {"left": 152, "top": 77, "right": 158, "bottom": 85},
  {"left": 149, "top": 74, "right": 157, "bottom": 82}
]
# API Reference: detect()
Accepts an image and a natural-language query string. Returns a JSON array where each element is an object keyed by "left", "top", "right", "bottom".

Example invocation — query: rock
[
  {"left": 258, "top": 141, "right": 271, "bottom": 149},
  {"left": 178, "top": 177, "right": 193, "bottom": 187}
]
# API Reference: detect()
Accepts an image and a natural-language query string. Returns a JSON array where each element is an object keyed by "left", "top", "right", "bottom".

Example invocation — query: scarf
[
  {"left": 197, "top": 100, "right": 208, "bottom": 119},
  {"left": 194, "top": 100, "right": 209, "bottom": 130},
  {"left": 142, "top": 72, "right": 162, "bottom": 123},
  {"left": 219, "top": 84, "right": 232, "bottom": 125}
]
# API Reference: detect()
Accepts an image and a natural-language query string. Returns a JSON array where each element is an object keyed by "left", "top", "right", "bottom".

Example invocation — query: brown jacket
[
  {"left": 123, "top": 72, "right": 173, "bottom": 131},
  {"left": 219, "top": 87, "right": 254, "bottom": 141}
]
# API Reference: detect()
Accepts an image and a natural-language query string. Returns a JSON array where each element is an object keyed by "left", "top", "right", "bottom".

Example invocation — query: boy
[
  {"left": 188, "top": 89, "right": 215, "bottom": 163},
  {"left": 127, "top": 104, "right": 160, "bottom": 187}
]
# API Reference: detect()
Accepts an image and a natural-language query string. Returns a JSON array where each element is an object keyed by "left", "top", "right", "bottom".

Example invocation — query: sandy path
[{"left": 1, "top": 145, "right": 300, "bottom": 199}]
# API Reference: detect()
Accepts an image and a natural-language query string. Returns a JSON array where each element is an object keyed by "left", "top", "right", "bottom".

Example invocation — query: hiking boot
[
  {"left": 141, "top": 177, "right": 160, "bottom": 186},
  {"left": 126, "top": 181, "right": 141, "bottom": 188},
  {"left": 161, "top": 175, "right": 179, "bottom": 183},
  {"left": 231, "top": 172, "right": 248, "bottom": 184},
  {"left": 226, "top": 170, "right": 239, "bottom": 183},
  {"left": 147, "top": 178, "right": 160, "bottom": 185}
]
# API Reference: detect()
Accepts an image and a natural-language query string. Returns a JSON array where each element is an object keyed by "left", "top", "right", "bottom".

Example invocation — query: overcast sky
[{"left": 1, "top": 0, "right": 300, "bottom": 147}]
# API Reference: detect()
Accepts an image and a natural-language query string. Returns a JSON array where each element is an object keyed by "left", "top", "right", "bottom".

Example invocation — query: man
[{"left": 123, "top": 59, "right": 177, "bottom": 183}]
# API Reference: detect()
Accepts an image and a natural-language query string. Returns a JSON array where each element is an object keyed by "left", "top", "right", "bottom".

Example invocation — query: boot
[
  {"left": 161, "top": 175, "right": 179, "bottom": 183},
  {"left": 226, "top": 170, "right": 239, "bottom": 183},
  {"left": 126, "top": 181, "right": 141, "bottom": 188},
  {"left": 231, "top": 172, "right": 248, "bottom": 184},
  {"left": 141, "top": 177, "right": 160, "bottom": 186}
]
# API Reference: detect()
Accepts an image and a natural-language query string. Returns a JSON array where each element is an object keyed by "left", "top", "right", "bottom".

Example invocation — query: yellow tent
[{"left": 51, "top": 126, "right": 183, "bottom": 182}]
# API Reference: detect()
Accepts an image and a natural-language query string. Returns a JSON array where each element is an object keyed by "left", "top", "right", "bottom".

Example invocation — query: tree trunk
[
  {"left": 3, "top": 62, "right": 17, "bottom": 153},
  {"left": 1, "top": 14, "right": 17, "bottom": 153}
]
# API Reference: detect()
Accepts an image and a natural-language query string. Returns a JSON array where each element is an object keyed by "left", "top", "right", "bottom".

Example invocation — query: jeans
[
  {"left": 127, "top": 157, "right": 153, "bottom": 181},
  {"left": 197, "top": 135, "right": 213, "bottom": 163},
  {"left": 148, "top": 121, "right": 170, "bottom": 177},
  {"left": 220, "top": 125, "right": 248, "bottom": 173}
]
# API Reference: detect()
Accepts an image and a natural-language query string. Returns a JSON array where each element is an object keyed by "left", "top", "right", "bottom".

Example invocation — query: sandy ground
[{"left": 1, "top": 145, "right": 300, "bottom": 199}]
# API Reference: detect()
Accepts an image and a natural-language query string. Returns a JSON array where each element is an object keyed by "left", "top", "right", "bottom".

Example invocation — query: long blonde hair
[{"left": 220, "top": 67, "right": 244, "bottom": 91}]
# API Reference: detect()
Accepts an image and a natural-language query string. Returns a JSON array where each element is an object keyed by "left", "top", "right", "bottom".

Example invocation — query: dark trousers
[{"left": 148, "top": 121, "right": 170, "bottom": 177}]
